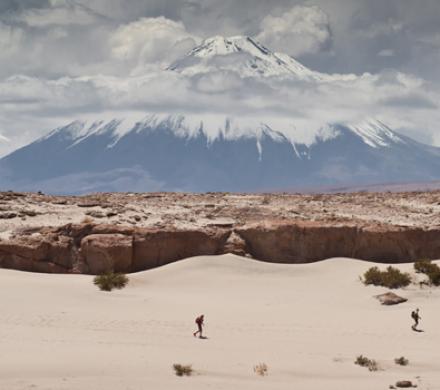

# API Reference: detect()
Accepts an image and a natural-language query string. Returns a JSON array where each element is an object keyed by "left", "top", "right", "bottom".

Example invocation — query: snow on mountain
[
  {"left": 2, "top": 112, "right": 440, "bottom": 194},
  {"left": 35, "top": 114, "right": 405, "bottom": 156},
  {"left": 168, "top": 35, "right": 322, "bottom": 79}
]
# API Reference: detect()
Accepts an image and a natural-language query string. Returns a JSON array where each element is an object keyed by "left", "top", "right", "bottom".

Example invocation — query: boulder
[
  {"left": 81, "top": 234, "right": 133, "bottom": 274},
  {"left": 396, "top": 380, "right": 416, "bottom": 388},
  {"left": 375, "top": 292, "right": 408, "bottom": 305}
]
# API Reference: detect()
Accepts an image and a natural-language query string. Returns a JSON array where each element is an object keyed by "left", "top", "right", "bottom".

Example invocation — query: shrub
[
  {"left": 173, "top": 364, "right": 193, "bottom": 376},
  {"left": 394, "top": 356, "right": 409, "bottom": 366},
  {"left": 414, "top": 260, "right": 440, "bottom": 286},
  {"left": 362, "top": 266, "right": 411, "bottom": 289},
  {"left": 253, "top": 363, "right": 268, "bottom": 376},
  {"left": 355, "top": 355, "right": 379, "bottom": 372},
  {"left": 414, "top": 259, "right": 435, "bottom": 274},
  {"left": 363, "top": 267, "right": 382, "bottom": 286},
  {"left": 93, "top": 272, "right": 129, "bottom": 291}
]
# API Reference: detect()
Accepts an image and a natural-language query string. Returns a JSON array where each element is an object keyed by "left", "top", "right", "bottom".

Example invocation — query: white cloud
[
  {"left": 109, "top": 17, "right": 199, "bottom": 72},
  {"left": 1, "top": 62, "right": 439, "bottom": 157},
  {"left": 257, "top": 5, "right": 332, "bottom": 57}
]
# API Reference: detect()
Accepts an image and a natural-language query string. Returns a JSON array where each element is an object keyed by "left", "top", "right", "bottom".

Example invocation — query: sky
[{"left": 0, "top": 0, "right": 440, "bottom": 156}]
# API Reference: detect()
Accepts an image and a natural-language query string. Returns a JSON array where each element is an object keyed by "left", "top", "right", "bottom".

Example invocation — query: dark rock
[
  {"left": 375, "top": 292, "right": 408, "bottom": 305},
  {"left": 396, "top": 380, "right": 416, "bottom": 388}
]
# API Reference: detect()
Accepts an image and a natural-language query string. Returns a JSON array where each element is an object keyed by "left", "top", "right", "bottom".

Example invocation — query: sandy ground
[
  {"left": 2, "top": 191, "right": 440, "bottom": 241},
  {"left": 1, "top": 254, "right": 439, "bottom": 390}
]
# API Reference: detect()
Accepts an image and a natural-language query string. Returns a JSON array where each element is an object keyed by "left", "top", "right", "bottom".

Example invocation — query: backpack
[{"left": 411, "top": 311, "right": 417, "bottom": 320}]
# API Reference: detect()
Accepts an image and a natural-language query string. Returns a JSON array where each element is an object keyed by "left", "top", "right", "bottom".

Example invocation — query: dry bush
[
  {"left": 253, "top": 363, "right": 268, "bottom": 376},
  {"left": 173, "top": 364, "right": 193, "bottom": 376},
  {"left": 414, "top": 260, "right": 440, "bottom": 286},
  {"left": 362, "top": 266, "right": 411, "bottom": 289},
  {"left": 93, "top": 272, "right": 129, "bottom": 291},
  {"left": 394, "top": 356, "right": 409, "bottom": 366},
  {"left": 355, "top": 355, "right": 379, "bottom": 372}
]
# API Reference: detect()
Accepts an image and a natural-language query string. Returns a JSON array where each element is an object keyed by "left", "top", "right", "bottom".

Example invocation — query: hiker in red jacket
[{"left": 193, "top": 314, "right": 204, "bottom": 338}]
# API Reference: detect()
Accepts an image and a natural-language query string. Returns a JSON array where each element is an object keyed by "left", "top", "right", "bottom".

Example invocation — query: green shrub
[
  {"left": 394, "top": 356, "right": 409, "bottom": 366},
  {"left": 363, "top": 267, "right": 382, "bottom": 286},
  {"left": 93, "top": 272, "right": 129, "bottom": 291},
  {"left": 414, "top": 259, "right": 435, "bottom": 274},
  {"left": 363, "top": 266, "right": 411, "bottom": 289},
  {"left": 414, "top": 260, "right": 440, "bottom": 286},
  {"left": 173, "top": 364, "right": 193, "bottom": 376},
  {"left": 355, "top": 355, "right": 379, "bottom": 371}
]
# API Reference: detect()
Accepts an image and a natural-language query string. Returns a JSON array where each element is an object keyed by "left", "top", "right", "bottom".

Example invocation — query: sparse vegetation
[
  {"left": 362, "top": 266, "right": 411, "bottom": 289},
  {"left": 414, "top": 259, "right": 440, "bottom": 286},
  {"left": 394, "top": 356, "right": 409, "bottom": 366},
  {"left": 173, "top": 364, "right": 193, "bottom": 376},
  {"left": 355, "top": 355, "right": 379, "bottom": 371},
  {"left": 253, "top": 362, "right": 268, "bottom": 376},
  {"left": 93, "top": 272, "right": 129, "bottom": 291}
]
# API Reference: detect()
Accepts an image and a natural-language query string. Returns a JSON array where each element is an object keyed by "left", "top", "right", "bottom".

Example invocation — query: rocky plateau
[{"left": 1, "top": 190, "right": 440, "bottom": 274}]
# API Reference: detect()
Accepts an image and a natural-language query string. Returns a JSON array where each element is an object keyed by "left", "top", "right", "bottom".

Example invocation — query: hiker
[
  {"left": 193, "top": 314, "right": 204, "bottom": 338},
  {"left": 411, "top": 308, "right": 421, "bottom": 330}
]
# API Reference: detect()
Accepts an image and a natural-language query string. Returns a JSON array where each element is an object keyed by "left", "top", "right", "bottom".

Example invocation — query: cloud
[
  {"left": 109, "top": 16, "right": 199, "bottom": 72},
  {"left": 1, "top": 60, "right": 440, "bottom": 157},
  {"left": 257, "top": 5, "right": 332, "bottom": 57}
]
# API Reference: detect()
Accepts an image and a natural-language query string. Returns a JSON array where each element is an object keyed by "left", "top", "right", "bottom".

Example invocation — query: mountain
[
  {"left": 168, "top": 35, "right": 322, "bottom": 79},
  {"left": 1, "top": 114, "right": 440, "bottom": 194},
  {"left": 1, "top": 36, "right": 440, "bottom": 194}
]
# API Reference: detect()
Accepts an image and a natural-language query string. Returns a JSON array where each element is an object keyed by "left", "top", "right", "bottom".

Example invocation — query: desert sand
[{"left": 1, "top": 254, "right": 439, "bottom": 389}]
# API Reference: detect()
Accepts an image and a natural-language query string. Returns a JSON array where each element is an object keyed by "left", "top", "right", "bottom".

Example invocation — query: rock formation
[{"left": 2, "top": 191, "right": 440, "bottom": 274}]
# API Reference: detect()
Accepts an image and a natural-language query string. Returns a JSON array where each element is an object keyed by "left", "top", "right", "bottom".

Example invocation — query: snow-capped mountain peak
[{"left": 167, "top": 35, "right": 320, "bottom": 79}]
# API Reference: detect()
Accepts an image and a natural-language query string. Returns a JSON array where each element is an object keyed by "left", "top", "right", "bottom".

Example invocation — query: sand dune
[{"left": 1, "top": 255, "right": 439, "bottom": 389}]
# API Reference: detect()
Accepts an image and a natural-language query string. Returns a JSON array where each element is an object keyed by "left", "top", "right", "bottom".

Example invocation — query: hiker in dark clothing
[
  {"left": 193, "top": 314, "right": 204, "bottom": 338},
  {"left": 411, "top": 308, "right": 421, "bottom": 330}
]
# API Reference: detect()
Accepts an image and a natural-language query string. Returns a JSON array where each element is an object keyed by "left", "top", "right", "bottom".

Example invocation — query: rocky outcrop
[
  {"left": 0, "top": 236, "right": 70, "bottom": 273},
  {"left": 375, "top": 292, "right": 408, "bottom": 305},
  {"left": 1, "top": 220, "right": 440, "bottom": 274},
  {"left": 0, "top": 223, "right": 230, "bottom": 274},
  {"left": 236, "top": 221, "right": 440, "bottom": 263},
  {"left": 132, "top": 228, "right": 229, "bottom": 271},
  {"left": 81, "top": 234, "right": 133, "bottom": 274}
]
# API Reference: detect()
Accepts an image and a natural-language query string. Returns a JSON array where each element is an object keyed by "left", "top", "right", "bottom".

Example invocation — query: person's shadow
[
  {"left": 198, "top": 336, "right": 209, "bottom": 340},
  {"left": 411, "top": 326, "right": 424, "bottom": 333}
]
